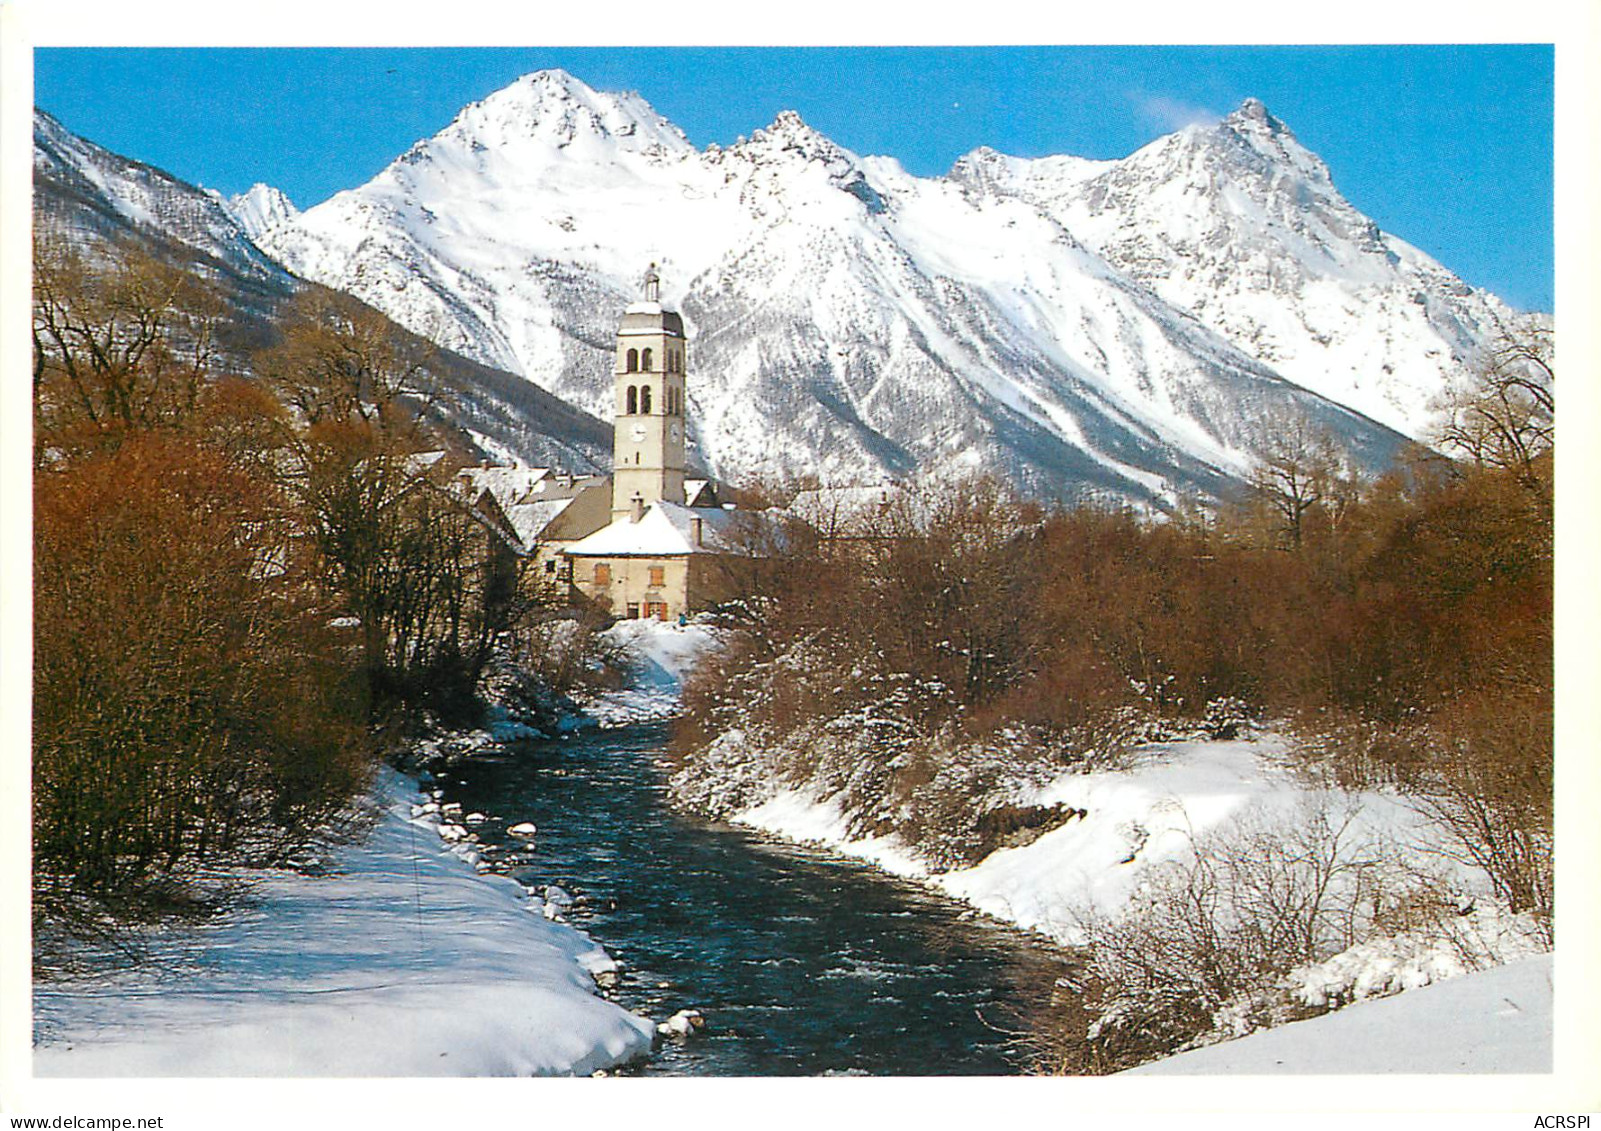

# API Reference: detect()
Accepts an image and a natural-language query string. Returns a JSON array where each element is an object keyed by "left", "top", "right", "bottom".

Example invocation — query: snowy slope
[
  {"left": 730, "top": 736, "right": 1459, "bottom": 943},
  {"left": 1128, "top": 954, "right": 1552, "bottom": 1074},
  {"left": 956, "top": 99, "right": 1528, "bottom": 437},
  {"left": 251, "top": 70, "right": 1416, "bottom": 506},
  {"left": 725, "top": 732, "right": 1550, "bottom": 1072},
  {"left": 34, "top": 107, "right": 290, "bottom": 286},
  {"left": 227, "top": 182, "right": 300, "bottom": 244},
  {"left": 32, "top": 108, "right": 613, "bottom": 471},
  {"left": 32, "top": 769, "right": 655, "bottom": 1077}
]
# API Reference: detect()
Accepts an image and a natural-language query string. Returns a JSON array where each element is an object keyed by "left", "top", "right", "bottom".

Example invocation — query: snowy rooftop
[
  {"left": 787, "top": 482, "right": 911, "bottom": 533},
  {"left": 502, "top": 496, "right": 576, "bottom": 548},
  {"left": 564, "top": 500, "right": 743, "bottom": 557},
  {"left": 457, "top": 464, "right": 551, "bottom": 509}
]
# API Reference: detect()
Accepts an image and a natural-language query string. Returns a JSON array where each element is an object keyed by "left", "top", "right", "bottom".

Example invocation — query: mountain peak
[
  {"left": 439, "top": 68, "right": 691, "bottom": 158},
  {"left": 756, "top": 109, "right": 828, "bottom": 146},
  {"left": 228, "top": 182, "right": 299, "bottom": 242},
  {"left": 737, "top": 108, "right": 853, "bottom": 171},
  {"left": 1219, "top": 97, "right": 1293, "bottom": 141},
  {"left": 1229, "top": 96, "right": 1273, "bottom": 123}
]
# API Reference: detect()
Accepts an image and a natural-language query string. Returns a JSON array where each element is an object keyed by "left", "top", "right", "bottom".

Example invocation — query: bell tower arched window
[
  {"left": 626, "top": 348, "right": 639, "bottom": 373},
  {"left": 641, "top": 385, "right": 653, "bottom": 414},
  {"left": 642, "top": 347, "right": 654, "bottom": 371},
  {"left": 626, "top": 386, "right": 638, "bottom": 414}
]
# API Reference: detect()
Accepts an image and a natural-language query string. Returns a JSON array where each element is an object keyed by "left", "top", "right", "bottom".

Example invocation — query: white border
[{"left": 2, "top": 2, "right": 1596, "bottom": 1126}]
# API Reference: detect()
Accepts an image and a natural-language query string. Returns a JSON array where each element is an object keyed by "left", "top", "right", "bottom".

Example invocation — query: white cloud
[{"left": 1133, "top": 93, "right": 1223, "bottom": 133}]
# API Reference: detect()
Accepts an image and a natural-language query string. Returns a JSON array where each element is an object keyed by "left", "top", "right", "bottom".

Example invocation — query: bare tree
[
  {"left": 1247, "top": 410, "right": 1349, "bottom": 550},
  {"left": 1435, "top": 316, "right": 1554, "bottom": 500},
  {"left": 32, "top": 233, "right": 223, "bottom": 460}
]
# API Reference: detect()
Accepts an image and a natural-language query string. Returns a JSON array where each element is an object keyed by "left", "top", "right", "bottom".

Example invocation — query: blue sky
[{"left": 34, "top": 45, "right": 1553, "bottom": 311}]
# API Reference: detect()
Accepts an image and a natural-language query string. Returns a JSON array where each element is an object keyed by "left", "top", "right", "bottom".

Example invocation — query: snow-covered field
[
  {"left": 1128, "top": 953, "right": 1553, "bottom": 1075},
  {"left": 32, "top": 768, "right": 654, "bottom": 1077}
]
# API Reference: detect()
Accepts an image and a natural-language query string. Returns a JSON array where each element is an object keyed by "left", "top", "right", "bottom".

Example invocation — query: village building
[
  {"left": 455, "top": 265, "right": 740, "bottom": 621},
  {"left": 564, "top": 264, "right": 740, "bottom": 620}
]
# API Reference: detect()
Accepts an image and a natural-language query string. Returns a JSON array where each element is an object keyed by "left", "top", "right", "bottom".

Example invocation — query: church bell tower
[{"left": 612, "top": 263, "right": 687, "bottom": 519}]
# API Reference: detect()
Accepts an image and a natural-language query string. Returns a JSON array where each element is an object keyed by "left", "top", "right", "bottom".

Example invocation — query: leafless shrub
[{"left": 1043, "top": 798, "right": 1439, "bottom": 1073}]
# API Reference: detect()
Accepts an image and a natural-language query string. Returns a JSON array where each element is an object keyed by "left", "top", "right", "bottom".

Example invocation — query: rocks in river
[
  {"left": 508, "top": 821, "right": 538, "bottom": 838},
  {"left": 441, "top": 801, "right": 463, "bottom": 817},
  {"left": 437, "top": 823, "right": 469, "bottom": 843},
  {"left": 657, "top": 1009, "right": 706, "bottom": 1039},
  {"left": 410, "top": 801, "right": 440, "bottom": 817},
  {"left": 465, "top": 812, "right": 487, "bottom": 824},
  {"left": 542, "top": 884, "right": 574, "bottom": 908}
]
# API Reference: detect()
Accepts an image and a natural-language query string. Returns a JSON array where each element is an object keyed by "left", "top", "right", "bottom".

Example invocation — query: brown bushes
[
  {"left": 31, "top": 238, "right": 526, "bottom": 925},
  {"left": 675, "top": 456, "right": 1552, "bottom": 938},
  {"left": 34, "top": 433, "right": 371, "bottom": 904}
]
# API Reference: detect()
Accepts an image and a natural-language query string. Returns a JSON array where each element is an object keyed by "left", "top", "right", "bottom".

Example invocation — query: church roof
[
  {"left": 564, "top": 500, "right": 742, "bottom": 558},
  {"left": 788, "top": 482, "right": 906, "bottom": 530}
]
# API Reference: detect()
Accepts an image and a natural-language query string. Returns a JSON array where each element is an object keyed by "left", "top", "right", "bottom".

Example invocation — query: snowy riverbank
[
  {"left": 1127, "top": 952, "right": 1553, "bottom": 1074},
  {"left": 579, "top": 619, "right": 721, "bottom": 727},
  {"left": 31, "top": 620, "right": 723, "bottom": 1077},
  {"left": 33, "top": 767, "right": 655, "bottom": 1076},
  {"left": 724, "top": 732, "right": 1552, "bottom": 1069}
]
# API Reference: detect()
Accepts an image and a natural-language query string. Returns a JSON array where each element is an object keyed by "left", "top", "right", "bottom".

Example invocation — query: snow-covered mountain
[
  {"left": 950, "top": 99, "right": 1522, "bottom": 437},
  {"left": 227, "top": 182, "right": 300, "bottom": 244},
  {"left": 32, "top": 108, "right": 612, "bottom": 471},
  {"left": 246, "top": 70, "right": 1448, "bottom": 506},
  {"left": 34, "top": 107, "right": 288, "bottom": 287}
]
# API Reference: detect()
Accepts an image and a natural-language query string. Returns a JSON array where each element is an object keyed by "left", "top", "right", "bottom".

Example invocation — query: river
[{"left": 430, "top": 721, "right": 1071, "bottom": 1075}]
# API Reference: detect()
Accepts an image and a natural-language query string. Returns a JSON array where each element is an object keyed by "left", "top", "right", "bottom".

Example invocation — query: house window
[
  {"left": 626, "top": 349, "right": 638, "bottom": 373},
  {"left": 641, "top": 385, "right": 653, "bottom": 413},
  {"left": 544, "top": 559, "right": 556, "bottom": 574},
  {"left": 593, "top": 562, "right": 611, "bottom": 586},
  {"left": 625, "top": 602, "right": 640, "bottom": 619},
  {"left": 642, "top": 347, "right": 654, "bottom": 371},
  {"left": 626, "top": 385, "right": 638, "bottom": 414},
  {"left": 648, "top": 565, "right": 665, "bottom": 587}
]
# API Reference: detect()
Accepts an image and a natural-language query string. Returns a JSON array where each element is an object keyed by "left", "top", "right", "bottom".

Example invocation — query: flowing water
[{"left": 432, "top": 722, "right": 1070, "bottom": 1075}]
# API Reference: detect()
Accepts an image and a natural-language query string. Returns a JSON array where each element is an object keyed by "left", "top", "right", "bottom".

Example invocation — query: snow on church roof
[{"left": 564, "top": 500, "right": 741, "bottom": 557}]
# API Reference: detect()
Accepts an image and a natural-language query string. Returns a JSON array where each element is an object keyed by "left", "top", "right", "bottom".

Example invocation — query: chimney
[
  {"left": 691, "top": 516, "right": 703, "bottom": 547},
  {"left": 630, "top": 492, "right": 645, "bottom": 524}
]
